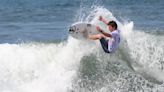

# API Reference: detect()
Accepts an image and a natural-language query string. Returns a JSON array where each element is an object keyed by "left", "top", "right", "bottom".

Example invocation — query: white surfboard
[{"left": 69, "top": 22, "right": 100, "bottom": 39}]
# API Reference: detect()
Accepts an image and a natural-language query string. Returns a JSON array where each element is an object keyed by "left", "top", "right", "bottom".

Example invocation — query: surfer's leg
[
  {"left": 88, "top": 34, "right": 104, "bottom": 40},
  {"left": 99, "top": 38, "right": 110, "bottom": 53}
]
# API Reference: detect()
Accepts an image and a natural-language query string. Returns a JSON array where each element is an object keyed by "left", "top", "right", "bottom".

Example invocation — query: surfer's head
[{"left": 107, "top": 21, "right": 117, "bottom": 32}]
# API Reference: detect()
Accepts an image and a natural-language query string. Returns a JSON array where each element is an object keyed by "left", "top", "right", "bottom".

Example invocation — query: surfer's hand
[
  {"left": 99, "top": 16, "right": 103, "bottom": 21},
  {"left": 96, "top": 26, "right": 102, "bottom": 32}
]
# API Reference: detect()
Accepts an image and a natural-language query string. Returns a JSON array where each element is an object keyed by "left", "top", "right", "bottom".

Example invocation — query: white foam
[
  {"left": 120, "top": 19, "right": 164, "bottom": 82},
  {"left": 0, "top": 37, "right": 97, "bottom": 92}
]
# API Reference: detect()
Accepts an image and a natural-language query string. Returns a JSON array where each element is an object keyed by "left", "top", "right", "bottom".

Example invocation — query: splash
[
  {"left": 72, "top": 6, "right": 164, "bottom": 91},
  {"left": 123, "top": 28, "right": 164, "bottom": 82},
  {"left": 88, "top": 6, "right": 164, "bottom": 83}
]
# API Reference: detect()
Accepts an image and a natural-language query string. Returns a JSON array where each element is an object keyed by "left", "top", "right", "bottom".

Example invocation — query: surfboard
[{"left": 69, "top": 22, "right": 100, "bottom": 39}]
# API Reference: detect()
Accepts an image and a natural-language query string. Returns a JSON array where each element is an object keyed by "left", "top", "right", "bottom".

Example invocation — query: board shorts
[{"left": 99, "top": 37, "right": 110, "bottom": 53}]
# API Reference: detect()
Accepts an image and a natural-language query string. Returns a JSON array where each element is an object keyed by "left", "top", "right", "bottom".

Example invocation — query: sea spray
[{"left": 72, "top": 6, "right": 164, "bottom": 91}]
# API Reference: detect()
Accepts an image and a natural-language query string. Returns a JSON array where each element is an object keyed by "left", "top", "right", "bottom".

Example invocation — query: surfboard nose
[{"left": 69, "top": 26, "right": 75, "bottom": 34}]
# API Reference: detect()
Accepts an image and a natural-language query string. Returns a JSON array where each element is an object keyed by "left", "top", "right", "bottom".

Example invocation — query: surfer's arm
[
  {"left": 97, "top": 26, "right": 112, "bottom": 37},
  {"left": 99, "top": 16, "right": 109, "bottom": 25},
  {"left": 100, "top": 30, "right": 112, "bottom": 37}
]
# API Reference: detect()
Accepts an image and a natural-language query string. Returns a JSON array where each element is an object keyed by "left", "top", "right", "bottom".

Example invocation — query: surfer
[{"left": 88, "top": 16, "right": 120, "bottom": 53}]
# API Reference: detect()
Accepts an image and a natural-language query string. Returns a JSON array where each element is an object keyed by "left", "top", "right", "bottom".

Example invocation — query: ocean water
[{"left": 0, "top": 0, "right": 164, "bottom": 92}]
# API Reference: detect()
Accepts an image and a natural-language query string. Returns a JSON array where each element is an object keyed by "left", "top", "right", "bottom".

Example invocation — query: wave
[
  {"left": 71, "top": 6, "right": 164, "bottom": 91},
  {"left": 0, "top": 3, "right": 164, "bottom": 92},
  {"left": 0, "top": 37, "right": 99, "bottom": 92}
]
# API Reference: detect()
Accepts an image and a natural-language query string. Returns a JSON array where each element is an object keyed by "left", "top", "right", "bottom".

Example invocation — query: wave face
[{"left": 0, "top": 0, "right": 164, "bottom": 92}]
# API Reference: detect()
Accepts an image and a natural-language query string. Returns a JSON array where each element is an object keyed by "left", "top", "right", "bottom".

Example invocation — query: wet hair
[{"left": 107, "top": 20, "right": 117, "bottom": 29}]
